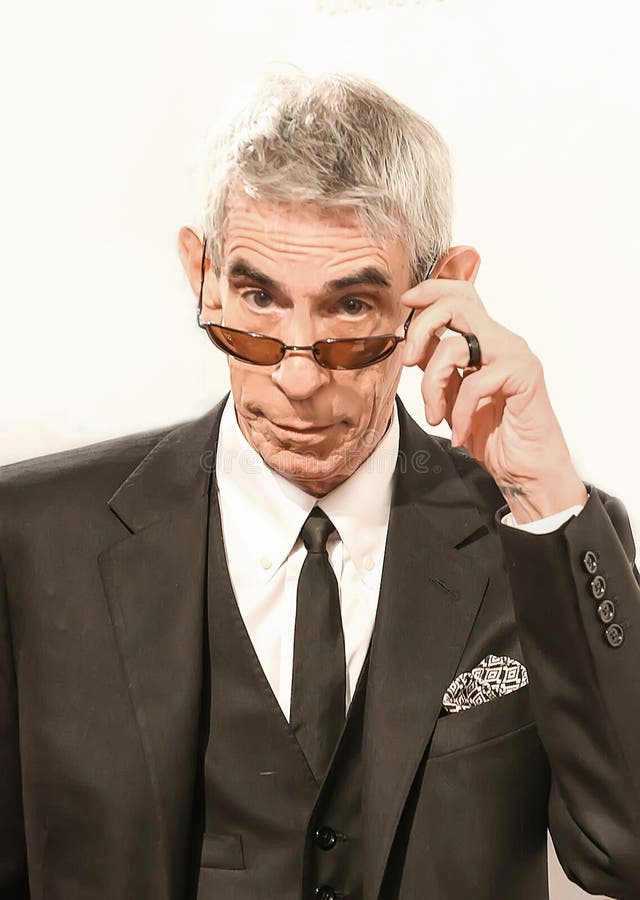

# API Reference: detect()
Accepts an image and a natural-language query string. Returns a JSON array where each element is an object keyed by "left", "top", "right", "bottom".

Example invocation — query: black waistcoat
[{"left": 192, "top": 479, "right": 371, "bottom": 900}]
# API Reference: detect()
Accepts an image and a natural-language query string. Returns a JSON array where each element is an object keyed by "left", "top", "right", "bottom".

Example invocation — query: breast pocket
[
  {"left": 200, "top": 832, "right": 245, "bottom": 870},
  {"left": 429, "top": 683, "right": 535, "bottom": 758}
]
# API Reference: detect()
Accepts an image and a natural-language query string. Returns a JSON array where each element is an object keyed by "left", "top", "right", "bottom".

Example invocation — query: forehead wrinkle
[
  {"left": 224, "top": 211, "right": 390, "bottom": 257},
  {"left": 324, "top": 247, "right": 392, "bottom": 274},
  {"left": 225, "top": 200, "right": 366, "bottom": 242},
  {"left": 225, "top": 229, "right": 387, "bottom": 258},
  {"left": 224, "top": 235, "right": 395, "bottom": 285}
]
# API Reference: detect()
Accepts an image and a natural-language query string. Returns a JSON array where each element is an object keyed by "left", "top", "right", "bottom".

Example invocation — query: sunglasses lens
[
  {"left": 315, "top": 336, "right": 398, "bottom": 370},
  {"left": 205, "top": 325, "right": 284, "bottom": 365}
]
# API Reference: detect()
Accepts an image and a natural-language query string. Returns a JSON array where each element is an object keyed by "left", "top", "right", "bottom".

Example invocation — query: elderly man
[{"left": 1, "top": 74, "right": 639, "bottom": 900}]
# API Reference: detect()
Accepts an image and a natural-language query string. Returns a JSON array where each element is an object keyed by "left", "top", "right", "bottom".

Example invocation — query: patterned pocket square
[{"left": 442, "top": 654, "right": 528, "bottom": 713}]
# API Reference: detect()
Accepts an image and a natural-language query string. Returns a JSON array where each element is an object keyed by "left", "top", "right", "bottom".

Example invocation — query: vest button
[
  {"left": 315, "top": 886, "right": 336, "bottom": 900},
  {"left": 314, "top": 825, "right": 338, "bottom": 850}
]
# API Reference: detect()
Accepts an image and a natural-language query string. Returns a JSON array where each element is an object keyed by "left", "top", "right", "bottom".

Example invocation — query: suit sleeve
[
  {"left": 497, "top": 486, "right": 640, "bottom": 900},
  {"left": 0, "top": 551, "right": 30, "bottom": 899}
]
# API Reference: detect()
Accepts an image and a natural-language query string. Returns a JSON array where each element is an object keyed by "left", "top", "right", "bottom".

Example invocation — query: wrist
[{"left": 500, "top": 472, "right": 587, "bottom": 525}]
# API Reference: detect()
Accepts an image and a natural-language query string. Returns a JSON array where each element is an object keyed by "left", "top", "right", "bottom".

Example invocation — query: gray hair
[{"left": 201, "top": 73, "right": 453, "bottom": 284}]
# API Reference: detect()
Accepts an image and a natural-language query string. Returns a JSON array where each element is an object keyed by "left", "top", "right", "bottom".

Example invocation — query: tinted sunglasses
[{"left": 196, "top": 238, "right": 434, "bottom": 370}]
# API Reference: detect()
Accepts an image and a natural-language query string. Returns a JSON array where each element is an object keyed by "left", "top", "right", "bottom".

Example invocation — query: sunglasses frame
[{"left": 196, "top": 237, "right": 433, "bottom": 370}]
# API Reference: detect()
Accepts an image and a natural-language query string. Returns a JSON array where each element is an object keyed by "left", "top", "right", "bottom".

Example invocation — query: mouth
[{"left": 271, "top": 421, "right": 334, "bottom": 435}]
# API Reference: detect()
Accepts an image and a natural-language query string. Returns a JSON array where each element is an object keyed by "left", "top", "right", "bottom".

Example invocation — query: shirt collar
[{"left": 215, "top": 395, "right": 399, "bottom": 587}]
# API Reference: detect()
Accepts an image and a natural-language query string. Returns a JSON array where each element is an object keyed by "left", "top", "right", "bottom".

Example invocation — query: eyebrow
[
  {"left": 226, "top": 260, "right": 281, "bottom": 294},
  {"left": 325, "top": 267, "right": 392, "bottom": 291},
  {"left": 225, "top": 258, "right": 392, "bottom": 296}
]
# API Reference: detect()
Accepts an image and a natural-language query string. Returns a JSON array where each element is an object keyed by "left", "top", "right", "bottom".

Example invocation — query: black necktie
[{"left": 290, "top": 507, "right": 346, "bottom": 781}]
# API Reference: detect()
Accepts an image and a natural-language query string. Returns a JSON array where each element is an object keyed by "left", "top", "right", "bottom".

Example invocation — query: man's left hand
[{"left": 401, "top": 278, "right": 588, "bottom": 524}]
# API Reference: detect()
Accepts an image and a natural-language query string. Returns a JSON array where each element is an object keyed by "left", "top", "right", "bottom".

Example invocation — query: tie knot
[{"left": 301, "top": 507, "right": 336, "bottom": 553}]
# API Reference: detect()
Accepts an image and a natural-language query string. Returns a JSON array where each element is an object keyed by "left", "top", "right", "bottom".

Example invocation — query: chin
[{"left": 261, "top": 439, "right": 362, "bottom": 495}]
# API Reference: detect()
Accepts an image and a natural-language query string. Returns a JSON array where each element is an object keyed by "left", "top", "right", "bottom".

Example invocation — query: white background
[{"left": 1, "top": 1, "right": 639, "bottom": 896}]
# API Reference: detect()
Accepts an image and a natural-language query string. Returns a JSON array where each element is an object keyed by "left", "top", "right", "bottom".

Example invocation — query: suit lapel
[
  {"left": 362, "top": 399, "right": 493, "bottom": 900},
  {"left": 97, "top": 395, "right": 228, "bottom": 899}
]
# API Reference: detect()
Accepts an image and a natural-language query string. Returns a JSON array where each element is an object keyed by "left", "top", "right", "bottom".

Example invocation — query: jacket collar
[{"left": 106, "top": 396, "right": 225, "bottom": 533}]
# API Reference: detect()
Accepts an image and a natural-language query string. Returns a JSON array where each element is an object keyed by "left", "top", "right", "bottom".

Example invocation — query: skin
[{"left": 179, "top": 190, "right": 587, "bottom": 520}]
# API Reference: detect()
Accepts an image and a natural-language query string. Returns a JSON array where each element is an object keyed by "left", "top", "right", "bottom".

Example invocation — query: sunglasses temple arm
[
  {"left": 402, "top": 257, "right": 438, "bottom": 338},
  {"left": 402, "top": 308, "right": 415, "bottom": 337},
  {"left": 197, "top": 237, "right": 207, "bottom": 319}
]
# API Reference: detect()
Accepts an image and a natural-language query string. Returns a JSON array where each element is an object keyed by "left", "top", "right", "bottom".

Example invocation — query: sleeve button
[
  {"left": 597, "top": 599, "right": 616, "bottom": 624},
  {"left": 605, "top": 623, "right": 625, "bottom": 648},
  {"left": 590, "top": 574, "right": 606, "bottom": 600},
  {"left": 583, "top": 550, "right": 598, "bottom": 574}
]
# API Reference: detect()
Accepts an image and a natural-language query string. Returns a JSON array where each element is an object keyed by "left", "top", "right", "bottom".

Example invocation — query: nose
[{"left": 271, "top": 346, "right": 331, "bottom": 400}]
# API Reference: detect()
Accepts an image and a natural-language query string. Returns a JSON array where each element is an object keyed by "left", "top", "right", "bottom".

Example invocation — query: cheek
[
  {"left": 228, "top": 363, "right": 269, "bottom": 408},
  {"left": 357, "top": 353, "right": 402, "bottom": 396},
  {"left": 337, "top": 357, "right": 401, "bottom": 418}
]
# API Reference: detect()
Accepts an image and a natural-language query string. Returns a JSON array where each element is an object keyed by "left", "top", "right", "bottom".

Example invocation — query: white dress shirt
[{"left": 215, "top": 395, "right": 585, "bottom": 719}]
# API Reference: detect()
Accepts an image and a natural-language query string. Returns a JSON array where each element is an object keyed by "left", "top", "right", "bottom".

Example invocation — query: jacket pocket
[
  {"left": 429, "top": 683, "right": 535, "bottom": 758},
  {"left": 201, "top": 832, "right": 245, "bottom": 870}
]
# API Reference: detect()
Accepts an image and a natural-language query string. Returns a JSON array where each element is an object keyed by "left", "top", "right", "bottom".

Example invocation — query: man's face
[{"left": 202, "top": 193, "right": 414, "bottom": 496}]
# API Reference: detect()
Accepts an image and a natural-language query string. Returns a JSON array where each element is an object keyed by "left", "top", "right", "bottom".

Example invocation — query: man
[{"left": 1, "top": 73, "right": 639, "bottom": 900}]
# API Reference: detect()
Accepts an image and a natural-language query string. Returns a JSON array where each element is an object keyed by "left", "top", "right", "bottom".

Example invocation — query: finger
[
  {"left": 442, "top": 369, "right": 463, "bottom": 430},
  {"left": 450, "top": 362, "right": 512, "bottom": 445},
  {"left": 427, "top": 366, "right": 463, "bottom": 431},
  {"left": 404, "top": 299, "right": 485, "bottom": 366},
  {"left": 419, "top": 334, "right": 470, "bottom": 424},
  {"left": 404, "top": 331, "right": 441, "bottom": 370},
  {"left": 402, "top": 278, "right": 481, "bottom": 307}
]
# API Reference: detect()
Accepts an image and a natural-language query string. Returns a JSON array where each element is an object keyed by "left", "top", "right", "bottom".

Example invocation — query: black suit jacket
[{"left": 1, "top": 394, "right": 640, "bottom": 900}]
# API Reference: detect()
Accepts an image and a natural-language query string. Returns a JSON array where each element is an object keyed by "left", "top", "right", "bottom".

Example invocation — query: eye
[
  {"left": 242, "top": 290, "right": 274, "bottom": 311},
  {"left": 338, "top": 297, "right": 372, "bottom": 316}
]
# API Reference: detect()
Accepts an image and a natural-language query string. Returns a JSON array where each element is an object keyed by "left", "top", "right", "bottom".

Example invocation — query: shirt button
[
  {"left": 583, "top": 550, "right": 598, "bottom": 574},
  {"left": 260, "top": 555, "right": 272, "bottom": 570},
  {"left": 314, "top": 825, "right": 337, "bottom": 851},
  {"left": 363, "top": 556, "right": 375, "bottom": 572},
  {"left": 590, "top": 575, "right": 606, "bottom": 600},
  {"left": 605, "top": 623, "right": 625, "bottom": 648},
  {"left": 597, "top": 599, "right": 616, "bottom": 624}
]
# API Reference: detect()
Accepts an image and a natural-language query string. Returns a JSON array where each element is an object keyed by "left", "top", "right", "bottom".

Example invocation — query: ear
[
  {"left": 432, "top": 245, "right": 481, "bottom": 283},
  {"left": 177, "top": 226, "right": 222, "bottom": 322}
]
